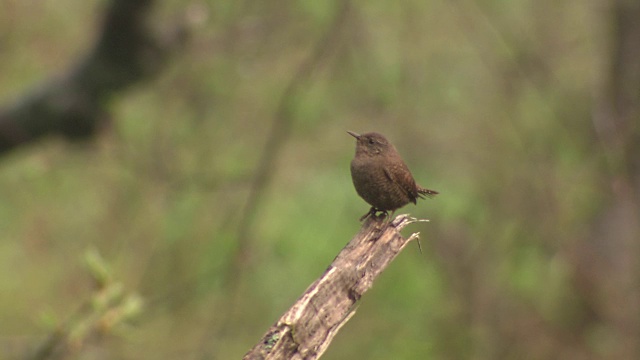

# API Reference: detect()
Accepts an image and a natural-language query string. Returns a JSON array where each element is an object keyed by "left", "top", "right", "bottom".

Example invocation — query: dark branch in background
[
  {"left": 602, "top": 0, "right": 640, "bottom": 184},
  {"left": 243, "top": 215, "right": 426, "bottom": 360},
  {"left": 229, "top": 0, "right": 352, "bottom": 283},
  {"left": 196, "top": 3, "right": 353, "bottom": 357},
  {"left": 581, "top": 1, "right": 640, "bottom": 359},
  {"left": 0, "top": 0, "right": 184, "bottom": 155}
]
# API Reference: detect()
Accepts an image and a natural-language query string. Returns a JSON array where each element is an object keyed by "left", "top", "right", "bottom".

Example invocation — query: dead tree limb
[{"left": 243, "top": 214, "right": 427, "bottom": 360}]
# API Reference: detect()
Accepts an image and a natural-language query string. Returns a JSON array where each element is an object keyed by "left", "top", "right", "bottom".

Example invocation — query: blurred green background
[{"left": 1, "top": 0, "right": 639, "bottom": 359}]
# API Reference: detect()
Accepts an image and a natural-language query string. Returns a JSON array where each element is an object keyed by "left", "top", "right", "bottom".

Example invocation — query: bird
[{"left": 347, "top": 131, "right": 438, "bottom": 222}]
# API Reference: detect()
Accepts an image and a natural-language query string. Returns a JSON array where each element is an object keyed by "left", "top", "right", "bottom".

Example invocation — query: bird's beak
[{"left": 347, "top": 131, "right": 360, "bottom": 139}]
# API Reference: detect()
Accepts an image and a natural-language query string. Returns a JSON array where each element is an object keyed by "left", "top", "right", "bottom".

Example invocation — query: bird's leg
[
  {"left": 359, "top": 207, "right": 378, "bottom": 222},
  {"left": 383, "top": 210, "right": 396, "bottom": 227}
]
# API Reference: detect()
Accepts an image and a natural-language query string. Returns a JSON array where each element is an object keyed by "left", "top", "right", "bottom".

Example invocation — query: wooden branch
[{"left": 243, "top": 214, "right": 427, "bottom": 360}]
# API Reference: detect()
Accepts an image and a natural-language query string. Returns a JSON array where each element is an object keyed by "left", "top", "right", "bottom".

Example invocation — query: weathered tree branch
[
  {"left": 0, "top": 0, "right": 182, "bottom": 155},
  {"left": 243, "top": 214, "right": 427, "bottom": 360}
]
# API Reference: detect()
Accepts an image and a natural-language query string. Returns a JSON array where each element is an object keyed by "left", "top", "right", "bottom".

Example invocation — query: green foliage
[{"left": 0, "top": 0, "right": 628, "bottom": 359}]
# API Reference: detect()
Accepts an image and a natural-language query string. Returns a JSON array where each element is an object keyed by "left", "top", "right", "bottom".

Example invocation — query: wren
[{"left": 347, "top": 131, "right": 438, "bottom": 221}]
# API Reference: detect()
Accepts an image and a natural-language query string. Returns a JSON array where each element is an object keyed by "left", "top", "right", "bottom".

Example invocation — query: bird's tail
[{"left": 417, "top": 187, "right": 439, "bottom": 198}]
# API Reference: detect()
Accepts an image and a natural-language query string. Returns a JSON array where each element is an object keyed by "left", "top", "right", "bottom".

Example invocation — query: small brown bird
[{"left": 348, "top": 131, "right": 438, "bottom": 221}]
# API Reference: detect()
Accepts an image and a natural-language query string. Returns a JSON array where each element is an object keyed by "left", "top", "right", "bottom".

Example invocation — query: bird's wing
[{"left": 384, "top": 164, "right": 420, "bottom": 203}]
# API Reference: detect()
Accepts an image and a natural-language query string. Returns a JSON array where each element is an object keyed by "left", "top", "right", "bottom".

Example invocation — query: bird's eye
[{"left": 368, "top": 138, "right": 375, "bottom": 145}]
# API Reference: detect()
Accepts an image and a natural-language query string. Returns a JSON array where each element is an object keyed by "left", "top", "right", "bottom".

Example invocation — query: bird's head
[{"left": 347, "top": 131, "right": 394, "bottom": 157}]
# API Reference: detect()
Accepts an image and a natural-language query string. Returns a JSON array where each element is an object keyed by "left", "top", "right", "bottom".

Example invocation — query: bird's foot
[
  {"left": 360, "top": 208, "right": 395, "bottom": 227},
  {"left": 359, "top": 207, "right": 379, "bottom": 222},
  {"left": 384, "top": 211, "right": 396, "bottom": 227}
]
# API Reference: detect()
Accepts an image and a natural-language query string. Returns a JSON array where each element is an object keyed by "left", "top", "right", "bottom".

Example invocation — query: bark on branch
[{"left": 243, "top": 214, "right": 427, "bottom": 360}]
